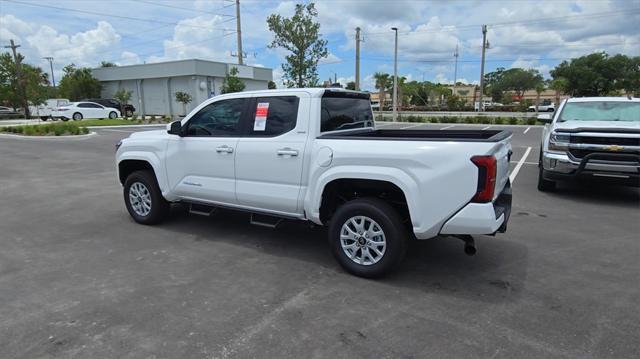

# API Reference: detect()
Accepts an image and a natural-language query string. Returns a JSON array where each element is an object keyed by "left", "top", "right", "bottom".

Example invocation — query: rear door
[{"left": 235, "top": 94, "right": 310, "bottom": 214}]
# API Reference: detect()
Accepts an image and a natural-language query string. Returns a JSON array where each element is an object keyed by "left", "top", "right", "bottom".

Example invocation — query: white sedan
[{"left": 53, "top": 101, "right": 121, "bottom": 121}]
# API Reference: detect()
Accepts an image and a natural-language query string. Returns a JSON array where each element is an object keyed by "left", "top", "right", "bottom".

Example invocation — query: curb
[{"left": 0, "top": 131, "right": 97, "bottom": 140}]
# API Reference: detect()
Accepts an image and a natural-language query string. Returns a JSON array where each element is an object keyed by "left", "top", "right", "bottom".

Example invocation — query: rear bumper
[
  {"left": 543, "top": 151, "right": 640, "bottom": 186},
  {"left": 438, "top": 181, "right": 512, "bottom": 236}
]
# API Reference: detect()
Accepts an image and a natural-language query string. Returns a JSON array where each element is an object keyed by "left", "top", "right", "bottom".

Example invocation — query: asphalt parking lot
[{"left": 1, "top": 124, "right": 639, "bottom": 358}]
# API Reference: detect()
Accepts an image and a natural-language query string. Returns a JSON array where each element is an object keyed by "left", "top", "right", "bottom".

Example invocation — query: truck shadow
[
  {"left": 161, "top": 207, "right": 529, "bottom": 304},
  {"left": 552, "top": 181, "right": 640, "bottom": 208}
]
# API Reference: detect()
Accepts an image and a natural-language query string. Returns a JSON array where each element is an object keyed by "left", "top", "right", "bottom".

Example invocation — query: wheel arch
[{"left": 117, "top": 153, "right": 171, "bottom": 198}]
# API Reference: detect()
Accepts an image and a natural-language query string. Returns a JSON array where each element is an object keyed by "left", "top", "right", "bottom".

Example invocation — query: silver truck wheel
[
  {"left": 129, "top": 182, "right": 152, "bottom": 217},
  {"left": 340, "top": 216, "right": 387, "bottom": 266}
]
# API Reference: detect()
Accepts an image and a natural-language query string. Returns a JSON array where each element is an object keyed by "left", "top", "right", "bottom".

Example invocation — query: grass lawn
[
  {"left": 77, "top": 118, "right": 172, "bottom": 126},
  {"left": 0, "top": 122, "right": 89, "bottom": 136}
]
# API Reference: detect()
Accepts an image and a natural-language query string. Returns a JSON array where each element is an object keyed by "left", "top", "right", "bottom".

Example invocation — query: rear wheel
[
  {"left": 108, "top": 111, "right": 117, "bottom": 119},
  {"left": 123, "top": 170, "right": 170, "bottom": 225},
  {"left": 40, "top": 116, "right": 48, "bottom": 121},
  {"left": 328, "top": 198, "right": 407, "bottom": 278},
  {"left": 72, "top": 112, "right": 83, "bottom": 121}
]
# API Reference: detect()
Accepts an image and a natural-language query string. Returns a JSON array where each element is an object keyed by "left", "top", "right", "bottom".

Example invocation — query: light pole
[
  {"left": 391, "top": 27, "right": 398, "bottom": 122},
  {"left": 43, "top": 57, "right": 55, "bottom": 89}
]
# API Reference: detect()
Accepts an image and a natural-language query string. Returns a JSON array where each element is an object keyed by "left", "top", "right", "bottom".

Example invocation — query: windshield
[
  {"left": 321, "top": 92, "right": 374, "bottom": 132},
  {"left": 558, "top": 101, "right": 640, "bottom": 122}
]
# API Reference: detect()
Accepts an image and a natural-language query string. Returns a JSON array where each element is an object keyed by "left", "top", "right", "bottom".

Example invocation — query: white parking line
[
  {"left": 440, "top": 125, "right": 456, "bottom": 130},
  {"left": 509, "top": 146, "right": 531, "bottom": 184},
  {"left": 523, "top": 126, "right": 531, "bottom": 134},
  {"left": 400, "top": 123, "right": 423, "bottom": 129},
  {"left": 481, "top": 125, "right": 492, "bottom": 130}
]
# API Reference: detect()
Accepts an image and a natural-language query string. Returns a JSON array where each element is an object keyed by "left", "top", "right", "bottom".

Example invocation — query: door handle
[
  {"left": 215, "top": 145, "right": 234, "bottom": 153},
  {"left": 277, "top": 148, "right": 298, "bottom": 157}
]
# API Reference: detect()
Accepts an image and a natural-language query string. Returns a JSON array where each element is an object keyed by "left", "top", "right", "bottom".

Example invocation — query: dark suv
[{"left": 83, "top": 98, "right": 135, "bottom": 117}]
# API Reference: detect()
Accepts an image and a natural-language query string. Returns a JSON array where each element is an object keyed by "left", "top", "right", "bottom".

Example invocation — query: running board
[
  {"left": 250, "top": 213, "right": 283, "bottom": 228},
  {"left": 189, "top": 203, "right": 217, "bottom": 216}
]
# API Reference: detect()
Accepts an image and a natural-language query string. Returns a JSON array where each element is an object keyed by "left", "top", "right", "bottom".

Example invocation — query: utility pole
[
  {"left": 479, "top": 25, "right": 488, "bottom": 112},
  {"left": 43, "top": 56, "right": 55, "bottom": 88},
  {"left": 4, "top": 39, "right": 29, "bottom": 118},
  {"left": 235, "top": 0, "right": 243, "bottom": 65},
  {"left": 391, "top": 27, "right": 398, "bottom": 122},
  {"left": 355, "top": 27, "right": 361, "bottom": 91},
  {"left": 453, "top": 44, "right": 459, "bottom": 96}
]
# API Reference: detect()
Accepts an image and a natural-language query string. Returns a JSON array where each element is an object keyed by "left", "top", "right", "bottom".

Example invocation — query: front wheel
[
  {"left": 328, "top": 198, "right": 407, "bottom": 278},
  {"left": 537, "top": 166, "right": 556, "bottom": 191},
  {"left": 123, "top": 170, "right": 170, "bottom": 225},
  {"left": 72, "top": 112, "right": 83, "bottom": 121},
  {"left": 108, "top": 111, "right": 117, "bottom": 119}
]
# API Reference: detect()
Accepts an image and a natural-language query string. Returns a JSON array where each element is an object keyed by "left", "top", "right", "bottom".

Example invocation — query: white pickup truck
[
  {"left": 537, "top": 97, "right": 640, "bottom": 191},
  {"left": 115, "top": 89, "right": 513, "bottom": 277}
]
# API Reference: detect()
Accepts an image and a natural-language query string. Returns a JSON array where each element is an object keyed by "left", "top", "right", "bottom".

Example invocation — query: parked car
[
  {"left": 537, "top": 97, "right": 640, "bottom": 191},
  {"left": 29, "top": 98, "right": 70, "bottom": 120},
  {"left": 115, "top": 88, "right": 513, "bottom": 277},
  {"left": 83, "top": 98, "right": 135, "bottom": 117},
  {"left": 53, "top": 101, "right": 121, "bottom": 121},
  {"left": 0, "top": 106, "right": 19, "bottom": 115},
  {"left": 528, "top": 102, "right": 555, "bottom": 112}
]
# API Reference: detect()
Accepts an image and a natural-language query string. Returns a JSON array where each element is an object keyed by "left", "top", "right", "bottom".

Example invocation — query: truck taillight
[{"left": 471, "top": 155, "right": 497, "bottom": 203}]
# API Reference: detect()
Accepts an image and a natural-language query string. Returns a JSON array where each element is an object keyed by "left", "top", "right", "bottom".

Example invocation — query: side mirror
[
  {"left": 167, "top": 120, "right": 183, "bottom": 136},
  {"left": 537, "top": 114, "right": 553, "bottom": 124}
]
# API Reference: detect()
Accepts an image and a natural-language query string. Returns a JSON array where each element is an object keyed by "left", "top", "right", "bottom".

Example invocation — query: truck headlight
[{"left": 548, "top": 133, "right": 570, "bottom": 152}]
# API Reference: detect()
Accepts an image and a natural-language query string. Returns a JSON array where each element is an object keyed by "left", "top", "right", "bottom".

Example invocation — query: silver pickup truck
[{"left": 537, "top": 97, "right": 640, "bottom": 191}]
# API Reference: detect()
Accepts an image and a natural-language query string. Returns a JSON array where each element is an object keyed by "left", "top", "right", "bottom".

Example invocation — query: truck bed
[{"left": 317, "top": 128, "right": 512, "bottom": 142}]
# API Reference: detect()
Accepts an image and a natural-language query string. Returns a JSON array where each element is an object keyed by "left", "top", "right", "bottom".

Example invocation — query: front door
[
  {"left": 165, "top": 98, "right": 248, "bottom": 204},
  {"left": 235, "top": 95, "right": 309, "bottom": 215}
]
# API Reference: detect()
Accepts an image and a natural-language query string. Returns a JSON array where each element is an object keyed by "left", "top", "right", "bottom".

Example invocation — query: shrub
[
  {"left": 131, "top": 114, "right": 138, "bottom": 121},
  {"left": 464, "top": 116, "right": 475, "bottom": 124},
  {"left": 429, "top": 117, "right": 438, "bottom": 123},
  {"left": 494, "top": 117, "right": 505, "bottom": 125},
  {"left": 527, "top": 117, "right": 536, "bottom": 125},
  {"left": 150, "top": 115, "right": 156, "bottom": 122},
  {"left": 508, "top": 117, "right": 519, "bottom": 125}
]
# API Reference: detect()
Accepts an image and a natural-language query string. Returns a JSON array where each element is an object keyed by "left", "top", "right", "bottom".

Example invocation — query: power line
[
  {"left": 363, "top": 8, "right": 640, "bottom": 37},
  {"left": 4, "top": 0, "right": 233, "bottom": 30},
  {"left": 133, "top": 0, "right": 235, "bottom": 17}
]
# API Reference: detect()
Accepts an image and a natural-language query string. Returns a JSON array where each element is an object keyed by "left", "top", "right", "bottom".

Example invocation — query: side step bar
[
  {"left": 250, "top": 213, "right": 283, "bottom": 229},
  {"left": 189, "top": 203, "right": 217, "bottom": 216}
]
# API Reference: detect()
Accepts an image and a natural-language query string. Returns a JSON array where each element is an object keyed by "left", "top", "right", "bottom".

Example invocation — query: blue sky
[{"left": 1, "top": 0, "right": 639, "bottom": 90}]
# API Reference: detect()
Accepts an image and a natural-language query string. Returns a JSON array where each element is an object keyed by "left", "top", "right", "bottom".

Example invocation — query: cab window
[
  {"left": 185, "top": 98, "right": 246, "bottom": 137},
  {"left": 246, "top": 96, "right": 299, "bottom": 136}
]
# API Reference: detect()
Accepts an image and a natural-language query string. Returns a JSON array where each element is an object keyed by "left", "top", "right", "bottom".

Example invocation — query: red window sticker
[{"left": 254, "top": 102, "right": 269, "bottom": 131}]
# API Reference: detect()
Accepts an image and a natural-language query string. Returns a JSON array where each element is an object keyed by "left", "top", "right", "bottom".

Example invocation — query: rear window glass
[
  {"left": 248, "top": 96, "right": 299, "bottom": 136},
  {"left": 321, "top": 92, "right": 373, "bottom": 132}
]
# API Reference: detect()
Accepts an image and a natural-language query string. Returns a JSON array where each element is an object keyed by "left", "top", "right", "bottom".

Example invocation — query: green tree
[
  {"left": 174, "top": 91, "right": 192, "bottom": 116},
  {"left": 268, "top": 80, "right": 277, "bottom": 89},
  {"left": 550, "top": 52, "right": 639, "bottom": 96},
  {"left": 221, "top": 67, "right": 246, "bottom": 94},
  {"left": 0, "top": 52, "right": 50, "bottom": 115},
  {"left": 58, "top": 64, "right": 102, "bottom": 100},
  {"left": 373, "top": 72, "right": 391, "bottom": 109},
  {"left": 100, "top": 61, "right": 117, "bottom": 67},
  {"left": 113, "top": 88, "right": 132, "bottom": 116},
  {"left": 549, "top": 77, "right": 568, "bottom": 106},
  {"left": 345, "top": 81, "right": 356, "bottom": 90},
  {"left": 267, "top": 2, "right": 328, "bottom": 87}
]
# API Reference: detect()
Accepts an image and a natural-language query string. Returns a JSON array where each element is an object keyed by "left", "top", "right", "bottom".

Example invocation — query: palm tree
[
  {"left": 397, "top": 76, "right": 407, "bottom": 109},
  {"left": 534, "top": 82, "right": 545, "bottom": 114},
  {"left": 374, "top": 72, "right": 390, "bottom": 109},
  {"left": 549, "top": 78, "right": 568, "bottom": 107}
]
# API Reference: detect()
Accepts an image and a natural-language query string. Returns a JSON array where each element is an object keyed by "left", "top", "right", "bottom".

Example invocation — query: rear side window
[
  {"left": 247, "top": 96, "right": 299, "bottom": 136},
  {"left": 321, "top": 92, "right": 374, "bottom": 132}
]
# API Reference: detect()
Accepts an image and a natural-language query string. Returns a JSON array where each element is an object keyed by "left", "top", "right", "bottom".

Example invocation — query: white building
[{"left": 92, "top": 59, "right": 273, "bottom": 116}]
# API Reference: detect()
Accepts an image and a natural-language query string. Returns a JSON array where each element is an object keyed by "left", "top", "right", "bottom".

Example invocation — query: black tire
[
  {"left": 125, "top": 109, "right": 133, "bottom": 117},
  {"left": 72, "top": 112, "right": 83, "bottom": 121},
  {"left": 60, "top": 117, "right": 70, "bottom": 122},
  {"left": 547, "top": 108, "right": 555, "bottom": 112},
  {"left": 40, "top": 116, "right": 48, "bottom": 121},
  {"left": 123, "top": 170, "right": 170, "bottom": 225},
  {"left": 527, "top": 108, "right": 535, "bottom": 112},
  {"left": 108, "top": 111, "right": 117, "bottom": 119},
  {"left": 328, "top": 198, "right": 407, "bottom": 278}
]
